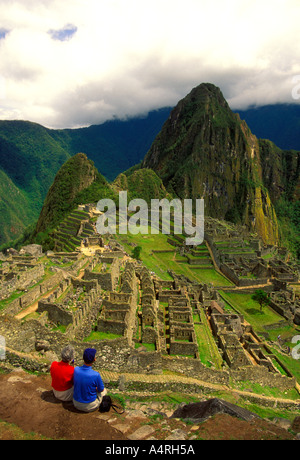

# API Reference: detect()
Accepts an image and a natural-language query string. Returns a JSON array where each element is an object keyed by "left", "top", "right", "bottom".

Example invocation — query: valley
[
  {"left": 1, "top": 203, "right": 299, "bottom": 409},
  {"left": 0, "top": 82, "right": 299, "bottom": 440}
]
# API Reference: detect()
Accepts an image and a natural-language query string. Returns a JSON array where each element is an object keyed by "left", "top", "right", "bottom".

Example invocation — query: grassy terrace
[
  {"left": 194, "top": 308, "right": 223, "bottom": 369},
  {"left": 114, "top": 230, "right": 233, "bottom": 286},
  {"left": 92, "top": 262, "right": 112, "bottom": 273},
  {"left": 216, "top": 290, "right": 300, "bottom": 382},
  {"left": 218, "top": 290, "right": 284, "bottom": 332},
  {"left": 0, "top": 257, "right": 65, "bottom": 312}
]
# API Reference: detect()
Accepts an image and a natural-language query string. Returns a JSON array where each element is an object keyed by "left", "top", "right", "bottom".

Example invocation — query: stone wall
[
  {"left": 0, "top": 264, "right": 45, "bottom": 301},
  {"left": 38, "top": 300, "right": 74, "bottom": 325},
  {"left": 220, "top": 263, "right": 268, "bottom": 287},
  {"left": 142, "top": 326, "right": 158, "bottom": 344},
  {"left": 0, "top": 311, "right": 297, "bottom": 394},
  {"left": 84, "top": 257, "right": 120, "bottom": 290},
  {"left": 97, "top": 317, "right": 127, "bottom": 335},
  {"left": 162, "top": 355, "right": 229, "bottom": 385},
  {"left": 5, "top": 269, "right": 66, "bottom": 315}
]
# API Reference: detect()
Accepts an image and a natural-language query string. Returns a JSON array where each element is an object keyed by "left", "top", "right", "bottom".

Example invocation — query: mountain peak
[
  {"left": 34, "top": 153, "right": 100, "bottom": 235},
  {"left": 142, "top": 82, "right": 279, "bottom": 245}
]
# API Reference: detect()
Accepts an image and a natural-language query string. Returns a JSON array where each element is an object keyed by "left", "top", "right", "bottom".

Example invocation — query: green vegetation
[
  {"left": 251, "top": 289, "right": 271, "bottom": 311},
  {"left": 34, "top": 153, "right": 115, "bottom": 235},
  {"left": 231, "top": 379, "right": 300, "bottom": 401},
  {"left": 113, "top": 168, "right": 172, "bottom": 205},
  {"left": 0, "top": 419, "right": 51, "bottom": 440},
  {"left": 0, "top": 109, "right": 171, "bottom": 246},
  {"left": 218, "top": 290, "right": 284, "bottom": 333},
  {"left": 132, "top": 246, "right": 142, "bottom": 260},
  {"left": 83, "top": 331, "right": 122, "bottom": 341},
  {"left": 269, "top": 345, "right": 300, "bottom": 384},
  {"left": 115, "top": 230, "right": 232, "bottom": 286},
  {"left": 276, "top": 198, "right": 300, "bottom": 259},
  {"left": 0, "top": 121, "right": 71, "bottom": 246},
  {"left": 194, "top": 308, "right": 223, "bottom": 368}
]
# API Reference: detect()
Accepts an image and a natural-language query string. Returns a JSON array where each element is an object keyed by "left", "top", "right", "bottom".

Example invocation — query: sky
[{"left": 0, "top": 0, "right": 299, "bottom": 129}]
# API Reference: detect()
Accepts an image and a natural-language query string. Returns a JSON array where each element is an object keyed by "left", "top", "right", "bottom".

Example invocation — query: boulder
[{"left": 170, "top": 398, "right": 259, "bottom": 423}]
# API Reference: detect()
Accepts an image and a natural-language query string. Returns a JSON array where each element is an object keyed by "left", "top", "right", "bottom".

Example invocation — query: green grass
[
  {"left": 83, "top": 331, "right": 122, "bottom": 341},
  {"left": 0, "top": 290, "right": 23, "bottom": 311},
  {"left": 268, "top": 345, "right": 300, "bottom": 385},
  {"left": 114, "top": 231, "right": 232, "bottom": 286},
  {"left": 189, "top": 268, "right": 233, "bottom": 286},
  {"left": 135, "top": 343, "right": 156, "bottom": 351},
  {"left": 218, "top": 293, "right": 300, "bottom": 381},
  {"left": 194, "top": 309, "right": 223, "bottom": 369},
  {"left": 0, "top": 419, "right": 51, "bottom": 440},
  {"left": 231, "top": 379, "right": 300, "bottom": 400},
  {"left": 218, "top": 290, "right": 284, "bottom": 333}
]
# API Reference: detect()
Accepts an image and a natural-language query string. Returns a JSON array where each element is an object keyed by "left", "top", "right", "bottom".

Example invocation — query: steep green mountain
[
  {"left": 113, "top": 167, "right": 172, "bottom": 205},
  {"left": 142, "top": 83, "right": 299, "bottom": 247},
  {"left": 0, "top": 169, "right": 35, "bottom": 242},
  {"left": 51, "top": 108, "right": 172, "bottom": 181},
  {"left": 0, "top": 121, "right": 71, "bottom": 198},
  {"left": 258, "top": 138, "right": 300, "bottom": 258},
  {"left": 0, "top": 110, "right": 171, "bottom": 246},
  {"left": 31, "top": 153, "right": 172, "bottom": 251},
  {"left": 1, "top": 88, "right": 299, "bottom": 254},
  {"left": 0, "top": 120, "right": 71, "bottom": 245},
  {"left": 34, "top": 153, "right": 116, "bottom": 237}
]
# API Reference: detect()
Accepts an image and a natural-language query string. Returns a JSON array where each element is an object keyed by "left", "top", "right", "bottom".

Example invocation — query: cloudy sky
[{"left": 0, "top": 0, "right": 299, "bottom": 128}]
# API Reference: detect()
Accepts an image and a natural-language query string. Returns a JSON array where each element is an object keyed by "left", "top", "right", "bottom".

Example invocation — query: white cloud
[{"left": 0, "top": 0, "right": 299, "bottom": 128}]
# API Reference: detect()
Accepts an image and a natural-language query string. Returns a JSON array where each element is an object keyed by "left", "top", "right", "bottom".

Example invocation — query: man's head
[
  {"left": 83, "top": 348, "right": 97, "bottom": 365},
  {"left": 61, "top": 345, "right": 75, "bottom": 363}
]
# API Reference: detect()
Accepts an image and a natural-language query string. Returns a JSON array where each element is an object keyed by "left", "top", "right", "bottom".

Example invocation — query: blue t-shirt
[{"left": 73, "top": 365, "right": 105, "bottom": 404}]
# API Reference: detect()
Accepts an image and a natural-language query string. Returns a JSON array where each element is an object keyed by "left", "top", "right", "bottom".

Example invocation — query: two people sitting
[{"left": 50, "top": 345, "right": 107, "bottom": 412}]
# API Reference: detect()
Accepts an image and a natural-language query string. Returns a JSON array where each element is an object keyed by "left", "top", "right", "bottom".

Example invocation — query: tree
[
  {"left": 132, "top": 245, "right": 142, "bottom": 260},
  {"left": 251, "top": 289, "right": 270, "bottom": 312}
]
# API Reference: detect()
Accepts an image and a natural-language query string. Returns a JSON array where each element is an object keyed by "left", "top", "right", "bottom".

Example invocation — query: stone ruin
[
  {"left": 0, "top": 214, "right": 299, "bottom": 395},
  {"left": 98, "top": 261, "right": 138, "bottom": 344}
]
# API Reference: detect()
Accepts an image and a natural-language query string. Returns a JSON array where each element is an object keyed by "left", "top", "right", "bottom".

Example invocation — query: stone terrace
[{"left": 0, "top": 214, "right": 299, "bottom": 398}]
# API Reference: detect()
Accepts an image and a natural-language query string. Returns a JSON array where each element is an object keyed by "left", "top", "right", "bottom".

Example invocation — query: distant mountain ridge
[
  {"left": 31, "top": 154, "right": 171, "bottom": 251},
  {"left": 142, "top": 83, "right": 299, "bottom": 249},
  {"left": 236, "top": 104, "right": 300, "bottom": 151},
  {"left": 0, "top": 109, "right": 171, "bottom": 245},
  {"left": 0, "top": 92, "right": 300, "bottom": 250}
]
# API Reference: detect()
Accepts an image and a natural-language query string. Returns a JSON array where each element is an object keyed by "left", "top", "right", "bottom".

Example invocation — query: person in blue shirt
[{"left": 73, "top": 348, "right": 107, "bottom": 412}]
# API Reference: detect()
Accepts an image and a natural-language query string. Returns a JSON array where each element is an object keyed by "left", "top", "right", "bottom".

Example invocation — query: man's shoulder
[
  {"left": 74, "top": 365, "right": 83, "bottom": 372},
  {"left": 74, "top": 365, "right": 99, "bottom": 374},
  {"left": 74, "top": 365, "right": 90, "bottom": 373}
]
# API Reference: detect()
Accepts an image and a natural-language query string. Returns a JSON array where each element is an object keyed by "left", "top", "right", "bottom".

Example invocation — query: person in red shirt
[{"left": 50, "top": 345, "right": 75, "bottom": 402}]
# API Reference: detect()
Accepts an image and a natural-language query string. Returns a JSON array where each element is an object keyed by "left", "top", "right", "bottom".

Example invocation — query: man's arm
[{"left": 96, "top": 373, "right": 105, "bottom": 393}]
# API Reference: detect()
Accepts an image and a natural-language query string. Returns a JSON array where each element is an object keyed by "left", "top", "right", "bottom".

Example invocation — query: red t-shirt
[{"left": 50, "top": 361, "right": 74, "bottom": 391}]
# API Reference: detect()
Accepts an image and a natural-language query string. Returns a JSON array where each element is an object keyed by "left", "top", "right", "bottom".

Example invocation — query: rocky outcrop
[
  {"left": 142, "top": 83, "right": 280, "bottom": 245},
  {"left": 170, "top": 398, "right": 259, "bottom": 422}
]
